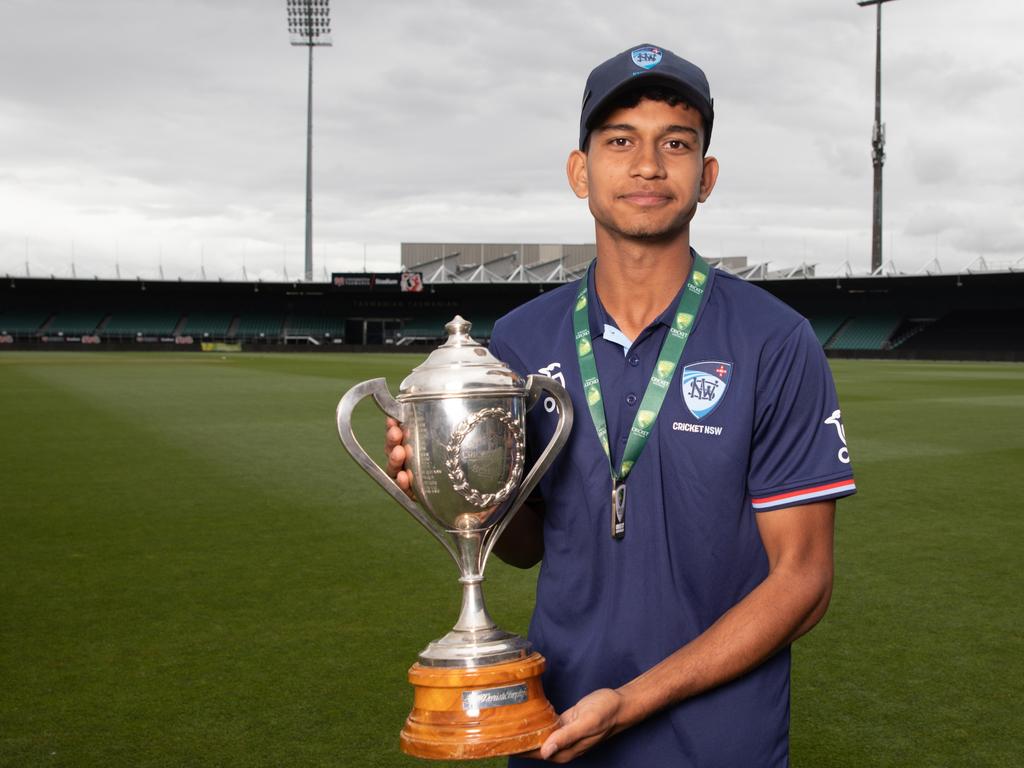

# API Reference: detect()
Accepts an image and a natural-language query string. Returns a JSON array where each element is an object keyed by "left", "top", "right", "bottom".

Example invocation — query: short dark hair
[{"left": 583, "top": 84, "right": 707, "bottom": 154}]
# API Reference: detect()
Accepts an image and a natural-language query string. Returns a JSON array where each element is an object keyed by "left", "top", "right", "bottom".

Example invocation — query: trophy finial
[
  {"left": 445, "top": 315, "right": 472, "bottom": 338},
  {"left": 401, "top": 314, "right": 516, "bottom": 397}
]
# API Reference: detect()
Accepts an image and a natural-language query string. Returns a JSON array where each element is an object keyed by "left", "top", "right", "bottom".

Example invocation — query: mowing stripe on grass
[{"left": 2, "top": 354, "right": 1021, "bottom": 767}]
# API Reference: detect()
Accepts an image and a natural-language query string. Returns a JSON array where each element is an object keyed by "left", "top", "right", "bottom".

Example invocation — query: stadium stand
[
  {"left": 181, "top": 312, "right": 234, "bottom": 337},
  {"left": 398, "top": 315, "right": 450, "bottom": 341},
  {"left": 46, "top": 312, "right": 106, "bottom": 335},
  {"left": 103, "top": 311, "right": 181, "bottom": 337},
  {"left": 285, "top": 314, "right": 347, "bottom": 337},
  {"left": 2, "top": 271, "right": 1020, "bottom": 359},
  {"left": 235, "top": 312, "right": 284, "bottom": 339},
  {"left": 397, "top": 314, "right": 497, "bottom": 340},
  {"left": 0, "top": 311, "right": 50, "bottom": 335},
  {"left": 467, "top": 316, "right": 496, "bottom": 338},
  {"left": 807, "top": 315, "right": 848, "bottom": 346},
  {"left": 887, "top": 318, "right": 935, "bottom": 349},
  {"left": 827, "top": 314, "right": 903, "bottom": 350},
  {"left": 897, "top": 310, "right": 1024, "bottom": 357}
]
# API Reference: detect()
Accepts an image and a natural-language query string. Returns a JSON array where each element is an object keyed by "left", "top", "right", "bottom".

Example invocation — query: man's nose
[{"left": 630, "top": 142, "right": 665, "bottom": 179}]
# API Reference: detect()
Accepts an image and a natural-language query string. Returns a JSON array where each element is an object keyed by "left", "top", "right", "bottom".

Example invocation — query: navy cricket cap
[{"left": 579, "top": 43, "right": 714, "bottom": 151}]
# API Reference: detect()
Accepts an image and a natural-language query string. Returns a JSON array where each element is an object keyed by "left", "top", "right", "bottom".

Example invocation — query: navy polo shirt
[{"left": 488, "top": 251, "right": 856, "bottom": 768}]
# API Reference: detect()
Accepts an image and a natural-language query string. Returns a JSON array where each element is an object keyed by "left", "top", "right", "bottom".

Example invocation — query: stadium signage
[
  {"left": 331, "top": 271, "right": 423, "bottom": 292},
  {"left": 41, "top": 335, "right": 102, "bottom": 344}
]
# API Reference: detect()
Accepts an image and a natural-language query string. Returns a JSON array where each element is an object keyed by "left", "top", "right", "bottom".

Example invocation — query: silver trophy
[{"left": 335, "top": 316, "right": 572, "bottom": 669}]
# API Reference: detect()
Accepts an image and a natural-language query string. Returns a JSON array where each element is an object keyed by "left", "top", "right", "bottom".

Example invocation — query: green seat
[
  {"left": 467, "top": 317, "right": 496, "bottom": 337},
  {"left": 286, "top": 314, "right": 347, "bottom": 336},
  {"left": 47, "top": 312, "right": 105, "bottom": 335},
  {"left": 236, "top": 313, "right": 284, "bottom": 338},
  {"left": 103, "top": 311, "right": 181, "bottom": 336},
  {"left": 0, "top": 311, "right": 49, "bottom": 334},
  {"left": 828, "top": 314, "right": 902, "bottom": 350},
  {"left": 807, "top": 315, "right": 847, "bottom": 347},
  {"left": 182, "top": 312, "right": 233, "bottom": 336},
  {"left": 400, "top": 317, "right": 449, "bottom": 338}
]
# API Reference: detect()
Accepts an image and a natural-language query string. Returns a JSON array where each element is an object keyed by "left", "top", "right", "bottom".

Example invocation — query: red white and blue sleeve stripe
[{"left": 750, "top": 478, "right": 857, "bottom": 511}]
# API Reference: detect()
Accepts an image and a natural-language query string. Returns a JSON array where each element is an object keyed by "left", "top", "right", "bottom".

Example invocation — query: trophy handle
[
  {"left": 481, "top": 374, "right": 574, "bottom": 565},
  {"left": 336, "top": 377, "right": 460, "bottom": 564}
]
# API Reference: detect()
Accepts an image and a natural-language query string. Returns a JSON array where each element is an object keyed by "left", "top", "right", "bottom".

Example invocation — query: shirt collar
[{"left": 585, "top": 247, "right": 712, "bottom": 341}]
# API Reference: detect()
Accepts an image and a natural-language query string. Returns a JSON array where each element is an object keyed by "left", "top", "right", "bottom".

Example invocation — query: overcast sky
[{"left": 1, "top": 0, "right": 1021, "bottom": 282}]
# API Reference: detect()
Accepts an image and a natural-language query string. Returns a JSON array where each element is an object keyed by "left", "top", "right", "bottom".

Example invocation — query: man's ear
[
  {"left": 698, "top": 155, "right": 719, "bottom": 203},
  {"left": 566, "top": 149, "right": 589, "bottom": 199}
]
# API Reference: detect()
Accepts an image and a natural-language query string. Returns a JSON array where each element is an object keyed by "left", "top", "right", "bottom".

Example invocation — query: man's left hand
[{"left": 534, "top": 688, "right": 625, "bottom": 763}]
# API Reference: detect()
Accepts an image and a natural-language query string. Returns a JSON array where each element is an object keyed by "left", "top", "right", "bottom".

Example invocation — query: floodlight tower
[
  {"left": 858, "top": 0, "right": 898, "bottom": 274},
  {"left": 286, "top": 0, "right": 332, "bottom": 282}
]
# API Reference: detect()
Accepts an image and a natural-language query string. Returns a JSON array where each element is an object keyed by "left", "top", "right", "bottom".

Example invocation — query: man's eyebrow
[
  {"left": 595, "top": 123, "right": 699, "bottom": 138},
  {"left": 595, "top": 123, "right": 637, "bottom": 133},
  {"left": 663, "top": 125, "right": 700, "bottom": 138}
]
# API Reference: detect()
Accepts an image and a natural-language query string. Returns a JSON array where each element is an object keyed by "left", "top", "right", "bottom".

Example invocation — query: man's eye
[
  {"left": 609, "top": 137, "right": 630, "bottom": 147},
  {"left": 665, "top": 140, "right": 689, "bottom": 150}
]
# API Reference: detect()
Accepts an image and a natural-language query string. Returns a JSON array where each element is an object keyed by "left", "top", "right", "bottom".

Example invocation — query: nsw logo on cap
[{"left": 631, "top": 46, "right": 662, "bottom": 70}]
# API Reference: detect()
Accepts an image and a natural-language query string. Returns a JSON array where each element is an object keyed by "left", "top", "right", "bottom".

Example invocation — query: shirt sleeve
[
  {"left": 488, "top": 318, "right": 534, "bottom": 379},
  {"left": 488, "top": 317, "right": 549, "bottom": 503},
  {"left": 747, "top": 319, "right": 856, "bottom": 511},
  {"left": 486, "top": 320, "right": 520, "bottom": 374}
]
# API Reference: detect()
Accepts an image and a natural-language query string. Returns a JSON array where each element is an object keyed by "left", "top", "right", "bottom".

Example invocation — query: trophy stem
[
  {"left": 416, "top": 532, "right": 531, "bottom": 667},
  {"left": 453, "top": 532, "right": 496, "bottom": 634},
  {"left": 453, "top": 576, "right": 497, "bottom": 634}
]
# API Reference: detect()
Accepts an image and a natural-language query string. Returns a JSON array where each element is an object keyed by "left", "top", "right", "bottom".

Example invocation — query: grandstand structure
[
  {"left": 400, "top": 242, "right": 753, "bottom": 283},
  {"left": 1, "top": 253, "right": 1022, "bottom": 360}
]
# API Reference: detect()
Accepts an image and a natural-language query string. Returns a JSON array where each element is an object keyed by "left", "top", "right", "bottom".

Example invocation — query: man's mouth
[{"left": 620, "top": 191, "right": 672, "bottom": 207}]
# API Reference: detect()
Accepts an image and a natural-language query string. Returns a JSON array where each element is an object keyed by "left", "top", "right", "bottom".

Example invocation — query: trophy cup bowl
[{"left": 336, "top": 316, "right": 573, "bottom": 760}]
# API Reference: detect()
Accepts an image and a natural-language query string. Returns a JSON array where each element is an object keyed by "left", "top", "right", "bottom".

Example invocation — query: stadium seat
[
  {"left": 467, "top": 317, "right": 496, "bottom": 338},
  {"left": 46, "top": 312, "right": 106, "bottom": 335},
  {"left": 0, "top": 311, "right": 50, "bottom": 334},
  {"left": 103, "top": 311, "right": 182, "bottom": 336},
  {"left": 235, "top": 313, "right": 284, "bottom": 339},
  {"left": 285, "top": 314, "right": 347, "bottom": 337},
  {"left": 182, "top": 312, "right": 234, "bottom": 337},
  {"left": 827, "top": 314, "right": 902, "bottom": 350},
  {"left": 807, "top": 315, "right": 848, "bottom": 347},
  {"left": 399, "top": 316, "right": 449, "bottom": 339}
]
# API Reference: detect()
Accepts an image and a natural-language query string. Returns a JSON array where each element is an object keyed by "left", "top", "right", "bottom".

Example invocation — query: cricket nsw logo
[
  {"left": 682, "top": 361, "right": 732, "bottom": 420},
  {"left": 631, "top": 46, "right": 663, "bottom": 69},
  {"left": 824, "top": 409, "right": 851, "bottom": 464}
]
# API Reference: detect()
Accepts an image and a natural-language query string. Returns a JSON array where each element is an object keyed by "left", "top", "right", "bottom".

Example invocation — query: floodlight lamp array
[{"left": 286, "top": 0, "right": 332, "bottom": 46}]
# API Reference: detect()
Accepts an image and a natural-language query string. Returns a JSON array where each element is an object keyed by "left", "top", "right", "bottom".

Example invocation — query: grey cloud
[
  {"left": 904, "top": 206, "right": 963, "bottom": 237},
  {"left": 890, "top": 52, "right": 1019, "bottom": 109},
  {"left": 2, "top": 0, "right": 1023, "bottom": 279},
  {"left": 950, "top": 219, "right": 1024, "bottom": 255},
  {"left": 817, "top": 139, "right": 869, "bottom": 181},
  {"left": 908, "top": 142, "right": 961, "bottom": 185}
]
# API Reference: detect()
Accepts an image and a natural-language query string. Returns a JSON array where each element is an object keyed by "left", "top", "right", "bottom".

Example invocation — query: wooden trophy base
[{"left": 400, "top": 652, "right": 559, "bottom": 760}]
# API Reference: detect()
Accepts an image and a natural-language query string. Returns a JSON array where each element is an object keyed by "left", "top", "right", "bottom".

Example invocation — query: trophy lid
[{"left": 398, "top": 316, "right": 523, "bottom": 399}]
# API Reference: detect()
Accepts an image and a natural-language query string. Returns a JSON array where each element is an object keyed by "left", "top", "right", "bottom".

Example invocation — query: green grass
[{"left": 0, "top": 354, "right": 1021, "bottom": 767}]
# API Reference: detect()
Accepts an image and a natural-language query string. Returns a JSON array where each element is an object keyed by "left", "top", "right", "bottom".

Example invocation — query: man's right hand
[{"left": 385, "top": 417, "right": 415, "bottom": 498}]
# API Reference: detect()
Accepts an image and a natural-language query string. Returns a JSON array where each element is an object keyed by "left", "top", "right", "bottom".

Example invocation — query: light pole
[
  {"left": 286, "top": 0, "right": 332, "bottom": 282},
  {"left": 858, "top": 0, "right": 898, "bottom": 274}
]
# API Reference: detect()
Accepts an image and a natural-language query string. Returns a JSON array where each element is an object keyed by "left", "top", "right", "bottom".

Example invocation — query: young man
[{"left": 389, "top": 44, "right": 856, "bottom": 766}]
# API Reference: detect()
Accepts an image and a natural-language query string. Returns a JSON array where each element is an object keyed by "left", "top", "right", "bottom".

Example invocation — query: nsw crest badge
[
  {"left": 631, "top": 46, "right": 663, "bottom": 70},
  {"left": 682, "top": 361, "right": 733, "bottom": 420}
]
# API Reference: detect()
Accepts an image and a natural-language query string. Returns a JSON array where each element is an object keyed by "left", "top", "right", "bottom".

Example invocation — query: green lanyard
[{"left": 573, "top": 253, "right": 709, "bottom": 538}]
